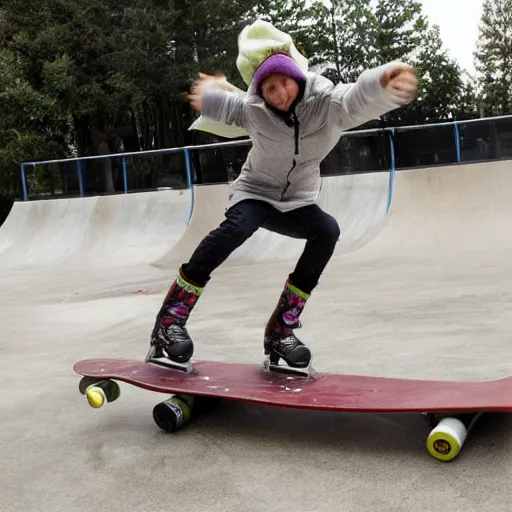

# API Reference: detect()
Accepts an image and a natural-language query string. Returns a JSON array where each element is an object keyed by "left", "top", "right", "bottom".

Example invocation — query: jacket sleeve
[
  {"left": 329, "top": 62, "right": 404, "bottom": 130},
  {"left": 200, "top": 85, "right": 248, "bottom": 129}
]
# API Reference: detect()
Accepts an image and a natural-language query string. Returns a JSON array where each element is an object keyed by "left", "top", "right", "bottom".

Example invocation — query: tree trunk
[
  {"left": 155, "top": 95, "right": 172, "bottom": 149},
  {"left": 330, "top": 4, "right": 341, "bottom": 81},
  {"left": 141, "top": 100, "right": 152, "bottom": 150},
  {"left": 169, "top": 98, "right": 186, "bottom": 148},
  {"left": 119, "top": 109, "right": 141, "bottom": 153},
  {"left": 90, "top": 112, "right": 115, "bottom": 193}
]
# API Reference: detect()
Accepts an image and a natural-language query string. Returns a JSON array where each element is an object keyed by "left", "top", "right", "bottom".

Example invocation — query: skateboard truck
[{"left": 78, "top": 377, "right": 121, "bottom": 408}]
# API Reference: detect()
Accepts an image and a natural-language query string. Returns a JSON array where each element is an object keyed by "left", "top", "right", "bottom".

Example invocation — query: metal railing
[{"left": 19, "top": 114, "right": 512, "bottom": 201}]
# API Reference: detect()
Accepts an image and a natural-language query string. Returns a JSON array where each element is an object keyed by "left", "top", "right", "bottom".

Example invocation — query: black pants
[{"left": 181, "top": 199, "right": 341, "bottom": 294}]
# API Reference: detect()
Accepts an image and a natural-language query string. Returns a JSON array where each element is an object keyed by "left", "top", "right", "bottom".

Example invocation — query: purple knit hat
[{"left": 252, "top": 53, "right": 306, "bottom": 88}]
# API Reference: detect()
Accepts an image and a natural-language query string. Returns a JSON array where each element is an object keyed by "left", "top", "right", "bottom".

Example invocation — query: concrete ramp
[
  {"left": 0, "top": 189, "right": 191, "bottom": 269},
  {"left": 4, "top": 161, "right": 508, "bottom": 272},
  {"left": 154, "top": 172, "right": 392, "bottom": 268},
  {"left": 79, "top": 190, "right": 190, "bottom": 266},
  {"left": 346, "top": 160, "right": 512, "bottom": 261},
  {"left": 0, "top": 196, "right": 99, "bottom": 268},
  {"left": 4, "top": 161, "right": 512, "bottom": 512}
]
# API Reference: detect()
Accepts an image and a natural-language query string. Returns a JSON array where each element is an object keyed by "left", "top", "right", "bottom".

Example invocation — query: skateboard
[{"left": 73, "top": 358, "right": 512, "bottom": 462}]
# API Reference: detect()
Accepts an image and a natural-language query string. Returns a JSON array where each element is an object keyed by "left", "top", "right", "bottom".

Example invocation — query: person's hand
[
  {"left": 380, "top": 63, "right": 418, "bottom": 105},
  {"left": 188, "top": 73, "right": 228, "bottom": 112}
]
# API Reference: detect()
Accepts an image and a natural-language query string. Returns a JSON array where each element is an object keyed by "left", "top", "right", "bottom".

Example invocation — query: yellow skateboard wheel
[
  {"left": 81, "top": 379, "right": 120, "bottom": 408},
  {"left": 86, "top": 387, "right": 106, "bottom": 408},
  {"left": 426, "top": 418, "right": 467, "bottom": 462}
]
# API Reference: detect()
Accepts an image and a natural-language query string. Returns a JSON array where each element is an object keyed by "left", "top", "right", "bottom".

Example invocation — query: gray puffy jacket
[{"left": 201, "top": 63, "right": 403, "bottom": 212}]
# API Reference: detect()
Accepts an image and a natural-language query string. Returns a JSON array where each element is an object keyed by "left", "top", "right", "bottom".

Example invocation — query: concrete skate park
[{"left": 2, "top": 120, "right": 512, "bottom": 511}]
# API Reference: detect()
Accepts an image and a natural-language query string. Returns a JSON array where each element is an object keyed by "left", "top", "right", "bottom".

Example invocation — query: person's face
[{"left": 260, "top": 73, "right": 299, "bottom": 112}]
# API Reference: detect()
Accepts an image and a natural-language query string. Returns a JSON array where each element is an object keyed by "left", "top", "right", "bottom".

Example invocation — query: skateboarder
[{"left": 147, "top": 20, "right": 418, "bottom": 372}]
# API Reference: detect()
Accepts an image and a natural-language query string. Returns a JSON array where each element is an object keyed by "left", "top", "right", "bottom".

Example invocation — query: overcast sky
[{"left": 418, "top": 0, "right": 484, "bottom": 75}]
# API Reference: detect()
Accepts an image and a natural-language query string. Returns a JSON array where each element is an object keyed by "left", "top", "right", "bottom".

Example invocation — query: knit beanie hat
[
  {"left": 236, "top": 19, "right": 308, "bottom": 86},
  {"left": 252, "top": 53, "right": 306, "bottom": 89}
]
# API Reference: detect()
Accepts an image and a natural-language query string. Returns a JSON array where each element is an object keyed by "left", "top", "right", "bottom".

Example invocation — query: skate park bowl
[
  {"left": 338, "top": 159, "right": 512, "bottom": 261},
  {"left": 4, "top": 117, "right": 512, "bottom": 512},
  {"left": 153, "top": 170, "right": 393, "bottom": 269},
  {"left": 153, "top": 159, "right": 512, "bottom": 271},
  {"left": 0, "top": 167, "right": 393, "bottom": 271},
  {"left": 0, "top": 188, "right": 191, "bottom": 270}
]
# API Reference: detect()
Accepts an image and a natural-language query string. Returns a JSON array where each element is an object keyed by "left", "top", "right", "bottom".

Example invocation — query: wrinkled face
[{"left": 260, "top": 73, "right": 299, "bottom": 112}]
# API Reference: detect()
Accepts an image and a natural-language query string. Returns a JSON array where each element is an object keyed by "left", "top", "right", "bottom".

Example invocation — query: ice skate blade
[
  {"left": 146, "top": 355, "right": 194, "bottom": 374},
  {"left": 263, "top": 357, "right": 312, "bottom": 378}
]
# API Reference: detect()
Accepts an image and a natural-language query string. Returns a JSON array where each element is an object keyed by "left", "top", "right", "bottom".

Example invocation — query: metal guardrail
[{"left": 19, "top": 114, "right": 512, "bottom": 201}]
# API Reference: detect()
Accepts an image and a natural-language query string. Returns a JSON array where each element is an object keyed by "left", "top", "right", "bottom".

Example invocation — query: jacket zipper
[{"left": 280, "top": 111, "right": 300, "bottom": 200}]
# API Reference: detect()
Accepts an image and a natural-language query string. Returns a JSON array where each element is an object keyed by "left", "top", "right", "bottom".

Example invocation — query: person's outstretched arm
[
  {"left": 188, "top": 73, "right": 247, "bottom": 129},
  {"left": 328, "top": 62, "right": 418, "bottom": 131}
]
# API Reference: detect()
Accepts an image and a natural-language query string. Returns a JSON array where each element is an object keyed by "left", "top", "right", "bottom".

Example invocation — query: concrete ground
[{"left": 2, "top": 161, "right": 512, "bottom": 512}]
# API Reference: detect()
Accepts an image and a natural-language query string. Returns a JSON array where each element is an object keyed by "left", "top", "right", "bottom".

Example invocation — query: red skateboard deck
[{"left": 73, "top": 358, "right": 512, "bottom": 462}]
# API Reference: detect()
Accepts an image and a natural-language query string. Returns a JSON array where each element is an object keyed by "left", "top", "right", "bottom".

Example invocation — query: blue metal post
[
  {"left": 76, "top": 160, "right": 84, "bottom": 197},
  {"left": 20, "top": 164, "right": 28, "bottom": 201},
  {"left": 386, "top": 129, "right": 396, "bottom": 213},
  {"left": 122, "top": 156, "right": 128, "bottom": 194},
  {"left": 454, "top": 122, "right": 461, "bottom": 163},
  {"left": 183, "top": 148, "right": 194, "bottom": 223}
]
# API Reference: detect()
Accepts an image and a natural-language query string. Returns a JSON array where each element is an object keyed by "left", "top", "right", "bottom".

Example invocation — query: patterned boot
[
  {"left": 146, "top": 267, "right": 204, "bottom": 371},
  {"left": 264, "top": 279, "right": 312, "bottom": 374}
]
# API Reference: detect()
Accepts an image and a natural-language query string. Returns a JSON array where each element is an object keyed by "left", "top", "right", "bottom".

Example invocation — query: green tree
[
  {"left": 0, "top": 0, "right": 267, "bottom": 196},
  {"left": 383, "top": 24, "right": 469, "bottom": 125},
  {"left": 474, "top": 0, "right": 512, "bottom": 116},
  {"left": 0, "top": 44, "right": 69, "bottom": 198},
  {"left": 305, "top": 0, "right": 373, "bottom": 83},
  {"left": 453, "top": 75, "right": 481, "bottom": 120},
  {"left": 289, "top": 0, "right": 472, "bottom": 126},
  {"left": 254, "top": 0, "right": 318, "bottom": 62},
  {"left": 368, "top": 0, "right": 427, "bottom": 65},
  {"left": 0, "top": 0, "right": 483, "bottom": 203}
]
